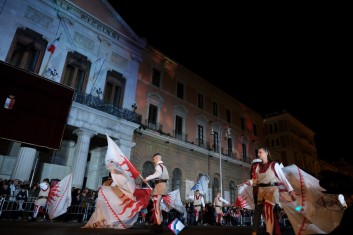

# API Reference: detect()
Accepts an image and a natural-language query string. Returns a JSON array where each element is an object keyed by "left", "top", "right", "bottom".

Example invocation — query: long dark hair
[{"left": 261, "top": 146, "right": 273, "bottom": 162}]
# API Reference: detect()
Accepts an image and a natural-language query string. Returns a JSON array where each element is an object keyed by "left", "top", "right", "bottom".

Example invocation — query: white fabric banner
[
  {"left": 84, "top": 186, "right": 151, "bottom": 229},
  {"left": 47, "top": 173, "right": 72, "bottom": 220}
]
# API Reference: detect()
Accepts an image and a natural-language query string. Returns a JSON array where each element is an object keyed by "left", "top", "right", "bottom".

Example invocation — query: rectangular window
[
  {"left": 227, "top": 137, "right": 232, "bottom": 156},
  {"left": 213, "top": 131, "right": 219, "bottom": 152},
  {"left": 241, "top": 117, "right": 245, "bottom": 130},
  {"left": 253, "top": 124, "right": 257, "bottom": 136},
  {"left": 212, "top": 102, "right": 218, "bottom": 117},
  {"left": 269, "top": 124, "right": 273, "bottom": 134},
  {"left": 148, "top": 104, "right": 158, "bottom": 128},
  {"left": 197, "top": 125, "right": 204, "bottom": 147},
  {"left": 226, "top": 109, "right": 231, "bottom": 123},
  {"left": 62, "top": 51, "right": 90, "bottom": 93},
  {"left": 175, "top": 115, "right": 183, "bottom": 139},
  {"left": 242, "top": 143, "right": 247, "bottom": 162},
  {"left": 103, "top": 71, "right": 125, "bottom": 108},
  {"left": 198, "top": 93, "right": 204, "bottom": 109},
  {"left": 177, "top": 82, "right": 184, "bottom": 99},
  {"left": 152, "top": 68, "right": 160, "bottom": 87},
  {"left": 6, "top": 28, "right": 47, "bottom": 73},
  {"left": 274, "top": 123, "right": 278, "bottom": 133}
]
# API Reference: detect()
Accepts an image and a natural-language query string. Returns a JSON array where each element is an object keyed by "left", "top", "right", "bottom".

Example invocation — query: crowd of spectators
[
  {"left": 1, "top": 177, "right": 289, "bottom": 228},
  {"left": 0, "top": 177, "right": 98, "bottom": 221}
]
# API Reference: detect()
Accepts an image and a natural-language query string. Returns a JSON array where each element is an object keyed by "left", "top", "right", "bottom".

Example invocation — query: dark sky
[{"left": 109, "top": 1, "right": 351, "bottom": 164}]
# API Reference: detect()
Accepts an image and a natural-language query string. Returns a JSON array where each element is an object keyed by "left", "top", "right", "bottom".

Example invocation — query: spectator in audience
[{"left": 16, "top": 185, "right": 28, "bottom": 211}]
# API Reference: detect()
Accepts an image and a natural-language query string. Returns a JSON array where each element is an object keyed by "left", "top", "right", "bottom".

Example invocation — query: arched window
[
  {"left": 229, "top": 181, "right": 236, "bottom": 204},
  {"left": 172, "top": 168, "right": 182, "bottom": 191},
  {"left": 212, "top": 175, "right": 219, "bottom": 201}
]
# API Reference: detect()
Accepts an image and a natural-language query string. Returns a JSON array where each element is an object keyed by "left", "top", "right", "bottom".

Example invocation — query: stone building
[{"left": 0, "top": 0, "right": 265, "bottom": 204}]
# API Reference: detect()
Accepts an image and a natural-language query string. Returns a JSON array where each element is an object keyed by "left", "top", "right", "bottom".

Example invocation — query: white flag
[
  {"left": 161, "top": 189, "right": 187, "bottom": 219},
  {"left": 105, "top": 134, "right": 140, "bottom": 199},
  {"left": 84, "top": 186, "right": 151, "bottom": 229},
  {"left": 47, "top": 173, "right": 72, "bottom": 220},
  {"left": 235, "top": 183, "right": 255, "bottom": 210},
  {"left": 281, "top": 164, "right": 344, "bottom": 235},
  {"left": 190, "top": 174, "right": 209, "bottom": 195}
]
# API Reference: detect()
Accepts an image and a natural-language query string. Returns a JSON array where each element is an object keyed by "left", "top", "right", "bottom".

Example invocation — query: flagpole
[
  {"left": 90, "top": 52, "right": 108, "bottom": 95},
  {"left": 123, "top": 156, "right": 153, "bottom": 190},
  {"left": 41, "top": 53, "right": 53, "bottom": 77},
  {"left": 138, "top": 173, "right": 153, "bottom": 190},
  {"left": 120, "top": 151, "right": 153, "bottom": 190},
  {"left": 42, "top": 33, "right": 61, "bottom": 77}
]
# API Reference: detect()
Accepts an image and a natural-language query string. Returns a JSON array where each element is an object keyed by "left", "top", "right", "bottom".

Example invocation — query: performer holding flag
[
  {"left": 85, "top": 135, "right": 151, "bottom": 229},
  {"left": 190, "top": 190, "right": 205, "bottom": 225},
  {"left": 188, "top": 174, "right": 209, "bottom": 225},
  {"left": 143, "top": 153, "right": 169, "bottom": 233}
]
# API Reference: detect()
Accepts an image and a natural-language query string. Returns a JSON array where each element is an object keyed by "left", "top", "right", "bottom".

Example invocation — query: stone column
[
  {"left": 85, "top": 149, "right": 103, "bottom": 190},
  {"left": 71, "top": 128, "right": 95, "bottom": 188},
  {"left": 117, "top": 139, "right": 136, "bottom": 159},
  {"left": 12, "top": 147, "right": 37, "bottom": 181}
]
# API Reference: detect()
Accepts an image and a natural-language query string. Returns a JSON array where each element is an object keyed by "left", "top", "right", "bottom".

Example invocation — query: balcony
[
  {"left": 196, "top": 138, "right": 205, "bottom": 148},
  {"left": 74, "top": 92, "right": 142, "bottom": 124},
  {"left": 145, "top": 119, "right": 163, "bottom": 132},
  {"left": 173, "top": 131, "right": 188, "bottom": 141}
]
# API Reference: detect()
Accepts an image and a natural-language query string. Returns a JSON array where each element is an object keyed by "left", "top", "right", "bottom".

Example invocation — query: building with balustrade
[{"left": 0, "top": 0, "right": 286, "bottom": 204}]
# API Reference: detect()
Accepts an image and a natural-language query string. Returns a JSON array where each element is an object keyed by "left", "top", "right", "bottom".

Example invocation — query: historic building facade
[
  {"left": 0, "top": 0, "right": 144, "bottom": 190},
  {"left": 131, "top": 47, "right": 264, "bottom": 202},
  {"left": 263, "top": 111, "right": 319, "bottom": 176},
  {"left": 0, "top": 0, "right": 265, "bottom": 204}
]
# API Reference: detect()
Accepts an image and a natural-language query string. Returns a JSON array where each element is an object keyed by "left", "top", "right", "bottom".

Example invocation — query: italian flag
[{"left": 47, "top": 35, "right": 60, "bottom": 54}]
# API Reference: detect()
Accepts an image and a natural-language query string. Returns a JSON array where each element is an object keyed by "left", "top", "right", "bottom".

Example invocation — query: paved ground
[{"left": 1, "top": 220, "right": 296, "bottom": 235}]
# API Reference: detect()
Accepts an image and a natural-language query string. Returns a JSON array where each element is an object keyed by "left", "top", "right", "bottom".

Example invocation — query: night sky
[{"left": 108, "top": 1, "right": 351, "bottom": 164}]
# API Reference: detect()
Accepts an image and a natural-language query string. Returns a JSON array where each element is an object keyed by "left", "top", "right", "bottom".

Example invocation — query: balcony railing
[
  {"left": 196, "top": 138, "right": 205, "bottom": 148},
  {"left": 173, "top": 131, "right": 187, "bottom": 141},
  {"left": 145, "top": 119, "right": 163, "bottom": 132},
  {"left": 74, "top": 92, "right": 142, "bottom": 124}
]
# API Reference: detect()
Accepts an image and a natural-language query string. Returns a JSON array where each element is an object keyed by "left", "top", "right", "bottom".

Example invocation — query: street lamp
[{"left": 211, "top": 127, "right": 231, "bottom": 196}]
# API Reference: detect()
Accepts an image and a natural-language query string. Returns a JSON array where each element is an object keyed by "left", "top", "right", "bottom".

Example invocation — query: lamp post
[{"left": 211, "top": 127, "right": 231, "bottom": 196}]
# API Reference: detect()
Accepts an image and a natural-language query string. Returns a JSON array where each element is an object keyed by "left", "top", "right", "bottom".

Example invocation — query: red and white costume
[
  {"left": 213, "top": 194, "right": 229, "bottom": 224},
  {"left": 250, "top": 161, "right": 294, "bottom": 235}
]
